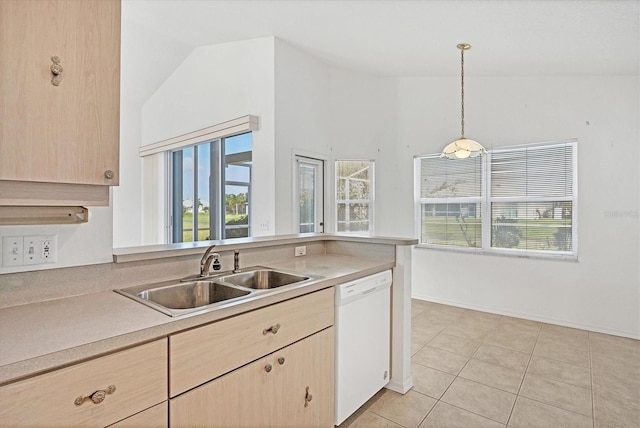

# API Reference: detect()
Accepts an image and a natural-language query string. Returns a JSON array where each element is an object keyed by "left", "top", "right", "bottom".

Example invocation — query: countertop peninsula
[{"left": 0, "top": 254, "right": 394, "bottom": 385}]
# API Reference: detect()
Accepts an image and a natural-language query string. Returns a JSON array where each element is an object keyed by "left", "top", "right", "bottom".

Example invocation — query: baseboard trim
[
  {"left": 385, "top": 376, "right": 413, "bottom": 394},
  {"left": 412, "top": 293, "right": 640, "bottom": 340}
]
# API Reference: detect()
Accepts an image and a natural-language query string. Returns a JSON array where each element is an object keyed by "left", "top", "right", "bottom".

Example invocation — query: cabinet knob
[
  {"left": 277, "top": 357, "right": 285, "bottom": 365},
  {"left": 262, "top": 323, "right": 280, "bottom": 335},
  {"left": 304, "top": 386, "right": 313, "bottom": 407},
  {"left": 74, "top": 385, "right": 116, "bottom": 406},
  {"left": 104, "top": 170, "right": 115, "bottom": 179},
  {"left": 50, "top": 56, "right": 63, "bottom": 86},
  {"left": 50, "top": 63, "right": 63, "bottom": 76},
  {"left": 264, "top": 364, "right": 273, "bottom": 373}
]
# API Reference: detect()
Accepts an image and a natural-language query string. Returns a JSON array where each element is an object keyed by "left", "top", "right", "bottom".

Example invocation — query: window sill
[{"left": 415, "top": 243, "right": 578, "bottom": 262}]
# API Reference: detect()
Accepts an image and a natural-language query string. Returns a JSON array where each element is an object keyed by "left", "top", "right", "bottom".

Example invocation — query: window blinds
[
  {"left": 491, "top": 143, "right": 574, "bottom": 199},
  {"left": 416, "top": 140, "right": 577, "bottom": 257},
  {"left": 420, "top": 155, "right": 482, "bottom": 199}
]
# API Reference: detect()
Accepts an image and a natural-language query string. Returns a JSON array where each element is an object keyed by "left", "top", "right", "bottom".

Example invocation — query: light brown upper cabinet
[{"left": 0, "top": 0, "right": 120, "bottom": 206}]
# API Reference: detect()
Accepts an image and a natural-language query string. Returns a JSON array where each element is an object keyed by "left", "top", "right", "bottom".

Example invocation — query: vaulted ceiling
[{"left": 121, "top": 0, "right": 639, "bottom": 107}]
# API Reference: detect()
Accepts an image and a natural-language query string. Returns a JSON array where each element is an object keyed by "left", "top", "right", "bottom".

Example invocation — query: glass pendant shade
[
  {"left": 441, "top": 43, "right": 487, "bottom": 159},
  {"left": 440, "top": 137, "right": 487, "bottom": 159}
]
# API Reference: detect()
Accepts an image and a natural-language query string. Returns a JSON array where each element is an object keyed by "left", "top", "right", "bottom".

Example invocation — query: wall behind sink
[{"left": 0, "top": 241, "right": 327, "bottom": 308}]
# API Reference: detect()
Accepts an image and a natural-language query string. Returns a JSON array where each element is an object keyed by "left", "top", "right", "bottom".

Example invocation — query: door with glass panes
[{"left": 295, "top": 156, "right": 324, "bottom": 233}]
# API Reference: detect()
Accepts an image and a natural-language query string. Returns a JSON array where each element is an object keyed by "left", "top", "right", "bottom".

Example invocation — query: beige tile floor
[{"left": 339, "top": 299, "right": 640, "bottom": 428}]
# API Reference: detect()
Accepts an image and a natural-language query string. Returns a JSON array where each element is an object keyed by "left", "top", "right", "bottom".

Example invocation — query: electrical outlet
[
  {"left": 41, "top": 235, "right": 57, "bottom": 263},
  {"left": 2, "top": 236, "right": 24, "bottom": 267},
  {"left": 295, "top": 245, "right": 306, "bottom": 257},
  {"left": 22, "top": 235, "right": 57, "bottom": 265}
]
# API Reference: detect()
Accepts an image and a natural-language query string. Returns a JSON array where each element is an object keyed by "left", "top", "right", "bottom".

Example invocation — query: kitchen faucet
[{"left": 200, "top": 245, "right": 217, "bottom": 277}]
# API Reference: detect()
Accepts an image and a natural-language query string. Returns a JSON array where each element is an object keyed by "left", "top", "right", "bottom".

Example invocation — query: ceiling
[{"left": 123, "top": 0, "right": 639, "bottom": 78}]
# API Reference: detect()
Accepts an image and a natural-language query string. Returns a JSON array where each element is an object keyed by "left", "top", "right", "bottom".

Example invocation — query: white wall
[
  {"left": 273, "top": 39, "right": 398, "bottom": 235},
  {"left": 113, "top": 12, "right": 192, "bottom": 248},
  {"left": 136, "top": 37, "right": 399, "bottom": 243},
  {"left": 0, "top": 206, "right": 113, "bottom": 274},
  {"left": 326, "top": 67, "right": 398, "bottom": 236},
  {"left": 393, "top": 75, "right": 640, "bottom": 338},
  {"left": 140, "top": 37, "right": 277, "bottom": 242},
  {"left": 274, "top": 40, "right": 330, "bottom": 234}
]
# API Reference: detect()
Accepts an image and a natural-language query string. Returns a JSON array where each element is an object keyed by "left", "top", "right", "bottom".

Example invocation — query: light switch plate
[
  {"left": 23, "top": 236, "right": 39, "bottom": 265},
  {"left": 2, "top": 236, "right": 24, "bottom": 267}
]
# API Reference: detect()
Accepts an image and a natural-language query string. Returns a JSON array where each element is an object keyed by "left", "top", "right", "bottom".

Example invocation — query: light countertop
[
  {"left": 0, "top": 254, "right": 394, "bottom": 385},
  {"left": 112, "top": 233, "right": 417, "bottom": 263}
]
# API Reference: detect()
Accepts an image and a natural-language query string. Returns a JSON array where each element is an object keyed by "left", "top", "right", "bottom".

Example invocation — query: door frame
[{"left": 292, "top": 150, "right": 329, "bottom": 233}]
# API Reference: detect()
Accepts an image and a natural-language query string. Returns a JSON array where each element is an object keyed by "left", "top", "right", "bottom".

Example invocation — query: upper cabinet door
[{"left": 0, "top": 0, "right": 120, "bottom": 186}]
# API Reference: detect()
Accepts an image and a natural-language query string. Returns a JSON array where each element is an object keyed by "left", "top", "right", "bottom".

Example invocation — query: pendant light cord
[{"left": 460, "top": 48, "right": 465, "bottom": 138}]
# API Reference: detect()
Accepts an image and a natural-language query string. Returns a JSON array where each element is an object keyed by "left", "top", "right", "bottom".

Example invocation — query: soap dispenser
[{"left": 211, "top": 253, "right": 222, "bottom": 271}]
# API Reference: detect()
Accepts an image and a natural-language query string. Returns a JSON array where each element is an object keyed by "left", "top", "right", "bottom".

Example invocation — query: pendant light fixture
[{"left": 441, "top": 43, "right": 487, "bottom": 159}]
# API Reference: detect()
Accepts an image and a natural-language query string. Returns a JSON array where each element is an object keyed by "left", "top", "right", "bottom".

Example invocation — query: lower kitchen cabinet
[
  {"left": 278, "top": 327, "right": 334, "bottom": 427},
  {"left": 169, "top": 327, "right": 334, "bottom": 428},
  {"left": 108, "top": 402, "right": 168, "bottom": 428},
  {"left": 0, "top": 339, "right": 167, "bottom": 428}
]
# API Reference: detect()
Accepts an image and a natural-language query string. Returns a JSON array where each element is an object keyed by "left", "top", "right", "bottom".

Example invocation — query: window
[
  {"left": 418, "top": 155, "right": 483, "bottom": 247},
  {"left": 336, "top": 160, "right": 374, "bottom": 234},
  {"left": 171, "top": 133, "right": 252, "bottom": 243},
  {"left": 415, "top": 140, "right": 577, "bottom": 258}
]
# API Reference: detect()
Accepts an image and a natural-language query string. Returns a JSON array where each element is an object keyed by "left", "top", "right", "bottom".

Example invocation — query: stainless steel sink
[
  {"left": 115, "top": 266, "right": 318, "bottom": 317},
  {"left": 139, "top": 281, "right": 250, "bottom": 309},
  {"left": 116, "top": 280, "right": 251, "bottom": 317},
  {"left": 217, "top": 267, "right": 311, "bottom": 290}
]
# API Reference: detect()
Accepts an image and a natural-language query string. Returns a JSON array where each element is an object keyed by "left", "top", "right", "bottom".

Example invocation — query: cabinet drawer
[
  {"left": 169, "top": 288, "right": 334, "bottom": 396},
  {"left": 108, "top": 402, "right": 168, "bottom": 428},
  {"left": 0, "top": 339, "right": 168, "bottom": 428}
]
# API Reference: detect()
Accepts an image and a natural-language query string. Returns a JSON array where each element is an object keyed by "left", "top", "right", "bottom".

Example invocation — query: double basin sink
[{"left": 116, "top": 267, "right": 317, "bottom": 317}]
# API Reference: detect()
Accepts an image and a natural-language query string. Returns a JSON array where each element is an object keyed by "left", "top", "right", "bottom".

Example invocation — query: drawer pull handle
[
  {"left": 304, "top": 386, "right": 313, "bottom": 407},
  {"left": 74, "top": 385, "right": 116, "bottom": 406},
  {"left": 263, "top": 323, "right": 280, "bottom": 335},
  {"left": 265, "top": 364, "right": 273, "bottom": 373},
  {"left": 278, "top": 357, "right": 285, "bottom": 365},
  {"left": 50, "top": 56, "right": 63, "bottom": 86}
]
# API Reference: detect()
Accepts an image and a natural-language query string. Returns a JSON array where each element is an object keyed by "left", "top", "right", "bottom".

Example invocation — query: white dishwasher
[{"left": 335, "top": 269, "right": 392, "bottom": 426}]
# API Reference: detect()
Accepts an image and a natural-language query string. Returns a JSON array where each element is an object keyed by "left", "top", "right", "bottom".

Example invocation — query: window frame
[
  {"left": 415, "top": 140, "right": 578, "bottom": 260},
  {"left": 414, "top": 154, "right": 485, "bottom": 252},
  {"left": 168, "top": 132, "right": 252, "bottom": 243},
  {"left": 335, "top": 159, "right": 375, "bottom": 235}
]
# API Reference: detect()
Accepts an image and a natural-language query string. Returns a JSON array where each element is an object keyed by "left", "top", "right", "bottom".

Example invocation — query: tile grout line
[
  {"left": 441, "top": 377, "right": 516, "bottom": 426},
  {"left": 361, "top": 395, "right": 408, "bottom": 428},
  {"left": 408, "top": 300, "right": 637, "bottom": 427},
  {"left": 505, "top": 320, "right": 543, "bottom": 427},
  {"left": 480, "top": 339, "right": 592, "bottom": 374},
  {"left": 379, "top": 411, "right": 408, "bottom": 428},
  {"left": 510, "top": 394, "right": 598, "bottom": 420},
  {"left": 523, "top": 371, "right": 592, "bottom": 392},
  {"left": 439, "top": 400, "right": 510, "bottom": 426},
  {"left": 418, "top": 311, "right": 469, "bottom": 427}
]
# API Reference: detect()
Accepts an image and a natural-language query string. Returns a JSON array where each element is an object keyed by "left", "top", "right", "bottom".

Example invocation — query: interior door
[{"left": 295, "top": 156, "right": 324, "bottom": 233}]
